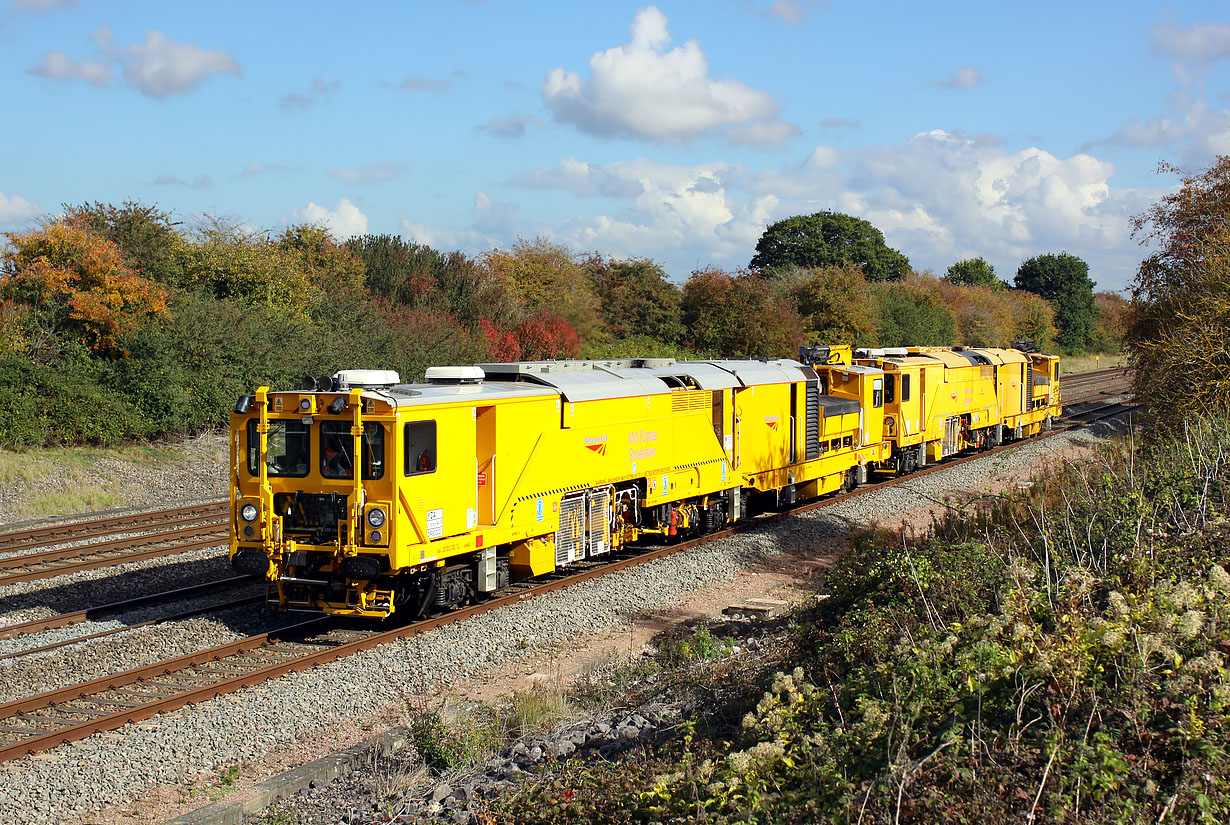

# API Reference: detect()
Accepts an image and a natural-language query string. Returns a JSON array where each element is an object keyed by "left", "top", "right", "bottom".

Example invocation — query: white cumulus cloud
[
  {"left": 32, "top": 27, "right": 240, "bottom": 98},
  {"left": 102, "top": 28, "right": 240, "bottom": 99},
  {"left": 804, "top": 146, "right": 840, "bottom": 168},
  {"left": 1151, "top": 23, "right": 1230, "bottom": 62},
  {"left": 542, "top": 6, "right": 792, "bottom": 144},
  {"left": 509, "top": 131, "right": 1152, "bottom": 289},
  {"left": 27, "top": 50, "right": 111, "bottom": 85},
  {"left": 0, "top": 190, "right": 41, "bottom": 224},
  {"left": 291, "top": 199, "right": 368, "bottom": 239}
]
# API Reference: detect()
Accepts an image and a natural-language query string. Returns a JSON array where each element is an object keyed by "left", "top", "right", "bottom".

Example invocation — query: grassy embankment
[
  {"left": 461, "top": 416, "right": 1229, "bottom": 824},
  {"left": 1061, "top": 353, "right": 1129, "bottom": 373},
  {"left": 0, "top": 442, "right": 199, "bottom": 519}
]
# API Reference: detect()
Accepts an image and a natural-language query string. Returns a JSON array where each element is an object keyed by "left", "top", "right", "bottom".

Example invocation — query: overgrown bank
[{"left": 481, "top": 416, "right": 1229, "bottom": 824}]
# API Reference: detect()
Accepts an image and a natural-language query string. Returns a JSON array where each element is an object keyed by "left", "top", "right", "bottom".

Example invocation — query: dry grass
[
  {"left": 29, "top": 487, "right": 119, "bottom": 515},
  {"left": 1060, "top": 352, "right": 1128, "bottom": 373},
  {"left": 0, "top": 452, "right": 51, "bottom": 486},
  {"left": 503, "top": 681, "right": 573, "bottom": 740}
]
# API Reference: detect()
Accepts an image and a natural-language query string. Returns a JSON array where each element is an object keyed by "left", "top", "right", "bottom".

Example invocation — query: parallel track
[
  {"left": 0, "top": 502, "right": 227, "bottom": 555},
  {"left": 0, "top": 523, "right": 229, "bottom": 588},
  {"left": 0, "top": 386, "right": 1138, "bottom": 764}
]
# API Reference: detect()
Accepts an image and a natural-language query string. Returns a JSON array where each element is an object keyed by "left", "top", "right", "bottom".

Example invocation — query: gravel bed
[
  {"left": 0, "top": 581, "right": 266, "bottom": 661},
  {"left": 0, "top": 423, "right": 1119, "bottom": 825},
  {"left": 0, "top": 546, "right": 232, "bottom": 627}
]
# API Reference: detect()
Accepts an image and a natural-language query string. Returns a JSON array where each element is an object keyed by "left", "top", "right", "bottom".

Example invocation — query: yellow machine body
[
  {"left": 851, "top": 346, "right": 1062, "bottom": 471},
  {"left": 229, "top": 346, "right": 1058, "bottom": 617}
]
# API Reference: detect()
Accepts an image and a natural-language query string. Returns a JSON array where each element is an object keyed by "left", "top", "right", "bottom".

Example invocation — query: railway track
[
  {"left": 0, "top": 577, "right": 265, "bottom": 662},
  {"left": 0, "top": 501, "right": 226, "bottom": 555},
  {"left": 0, "top": 506, "right": 228, "bottom": 588},
  {"left": 1062, "top": 365, "right": 1132, "bottom": 398},
  {"left": 0, "top": 386, "right": 1139, "bottom": 764},
  {"left": 0, "top": 367, "right": 1130, "bottom": 593}
]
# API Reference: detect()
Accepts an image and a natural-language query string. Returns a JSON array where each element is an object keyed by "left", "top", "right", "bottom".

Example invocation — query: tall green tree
[
  {"left": 943, "top": 257, "right": 999, "bottom": 288},
  {"left": 749, "top": 211, "right": 910, "bottom": 281},
  {"left": 346, "top": 234, "right": 448, "bottom": 308},
  {"left": 873, "top": 283, "right": 956, "bottom": 347},
  {"left": 61, "top": 201, "right": 185, "bottom": 287},
  {"left": 584, "top": 255, "right": 683, "bottom": 345},
  {"left": 1014, "top": 252, "right": 1095, "bottom": 352}
]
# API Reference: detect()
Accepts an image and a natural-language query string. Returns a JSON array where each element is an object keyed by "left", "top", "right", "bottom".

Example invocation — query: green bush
[{"left": 495, "top": 416, "right": 1230, "bottom": 824}]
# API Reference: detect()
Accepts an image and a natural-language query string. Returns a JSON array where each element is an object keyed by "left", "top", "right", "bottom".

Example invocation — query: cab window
[
  {"left": 884, "top": 374, "right": 895, "bottom": 404},
  {"left": 872, "top": 378, "right": 883, "bottom": 408},
  {"left": 902, "top": 374, "right": 912, "bottom": 402},
  {"left": 247, "top": 419, "right": 310, "bottom": 478},
  {"left": 404, "top": 421, "right": 437, "bottom": 475},
  {"left": 321, "top": 422, "right": 385, "bottom": 480}
]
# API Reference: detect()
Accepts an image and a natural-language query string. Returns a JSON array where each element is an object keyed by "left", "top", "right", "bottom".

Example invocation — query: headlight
[
  {"left": 367, "top": 507, "right": 386, "bottom": 528},
  {"left": 240, "top": 503, "right": 259, "bottom": 523},
  {"left": 299, "top": 398, "right": 312, "bottom": 411},
  {"left": 369, "top": 530, "right": 382, "bottom": 544}
]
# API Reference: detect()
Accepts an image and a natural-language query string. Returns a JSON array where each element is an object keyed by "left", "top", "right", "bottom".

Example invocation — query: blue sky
[{"left": 3, "top": 1, "right": 1229, "bottom": 292}]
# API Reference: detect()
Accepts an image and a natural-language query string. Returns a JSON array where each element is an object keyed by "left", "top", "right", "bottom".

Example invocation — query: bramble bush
[{"left": 494, "top": 415, "right": 1230, "bottom": 824}]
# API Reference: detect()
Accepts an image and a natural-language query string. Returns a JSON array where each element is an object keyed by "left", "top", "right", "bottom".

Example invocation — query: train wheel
[{"left": 843, "top": 468, "right": 859, "bottom": 492}]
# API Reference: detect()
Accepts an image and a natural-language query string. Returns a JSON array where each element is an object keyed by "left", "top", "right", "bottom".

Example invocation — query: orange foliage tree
[
  {"left": 1, "top": 221, "right": 168, "bottom": 354},
  {"left": 516, "top": 312, "right": 581, "bottom": 359},
  {"left": 681, "top": 267, "right": 804, "bottom": 356}
]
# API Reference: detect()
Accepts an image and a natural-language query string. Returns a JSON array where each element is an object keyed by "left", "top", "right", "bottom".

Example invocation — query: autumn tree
[
  {"left": 1, "top": 220, "right": 168, "bottom": 354},
  {"left": 1126, "top": 157, "right": 1230, "bottom": 426},
  {"left": 1089, "top": 291, "right": 1129, "bottom": 353},
  {"left": 781, "top": 264, "right": 877, "bottom": 346},
  {"left": 278, "top": 223, "right": 366, "bottom": 303},
  {"left": 584, "top": 255, "right": 683, "bottom": 345},
  {"left": 681, "top": 267, "right": 804, "bottom": 356},
  {"left": 483, "top": 238, "right": 603, "bottom": 344},
  {"left": 516, "top": 312, "right": 581, "bottom": 360},
  {"left": 944, "top": 257, "right": 999, "bottom": 288},
  {"left": 750, "top": 211, "right": 910, "bottom": 281},
  {"left": 1014, "top": 252, "right": 1096, "bottom": 352},
  {"left": 62, "top": 201, "right": 185, "bottom": 286},
  {"left": 176, "top": 217, "right": 321, "bottom": 321},
  {"left": 1009, "top": 291, "right": 1058, "bottom": 352}
]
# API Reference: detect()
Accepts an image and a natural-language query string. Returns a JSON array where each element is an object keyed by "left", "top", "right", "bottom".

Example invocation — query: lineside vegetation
[
  {"left": 490, "top": 414, "right": 1230, "bottom": 824},
  {"left": 1, "top": 204, "right": 1122, "bottom": 447}
]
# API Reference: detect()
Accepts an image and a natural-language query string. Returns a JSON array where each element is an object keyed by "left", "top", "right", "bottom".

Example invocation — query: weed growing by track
[{"left": 492, "top": 415, "right": 1230, "bottom": 824}]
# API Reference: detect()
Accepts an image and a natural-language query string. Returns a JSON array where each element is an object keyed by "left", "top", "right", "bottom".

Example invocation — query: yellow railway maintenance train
[{"left": 229, "top": 344, "right": 1061, "bottom": 618}]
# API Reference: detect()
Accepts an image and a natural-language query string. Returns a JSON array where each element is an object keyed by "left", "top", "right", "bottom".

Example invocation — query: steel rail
[
  {"left": 0, "top": 594, "right": 266, "bottom": 662},
  {"left": 0, "top": 502, "right": 227, "bottom": 552},
  {"left": 0, "top": 393, "right": 1139, "bottom": 764},
  {"left": 0, "top": 533, "right": 228, "bottom": 588},
  {"left": 0, "top": 576, "right": 253, "bottom": 641},
  {"left": 0, "top": 522, "right": 229, "bottom": 573}
]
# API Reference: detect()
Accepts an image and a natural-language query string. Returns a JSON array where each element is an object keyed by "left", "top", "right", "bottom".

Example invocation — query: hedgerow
[{"left": 493, "top": 416, "right": 1230, "bottom": 824}]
